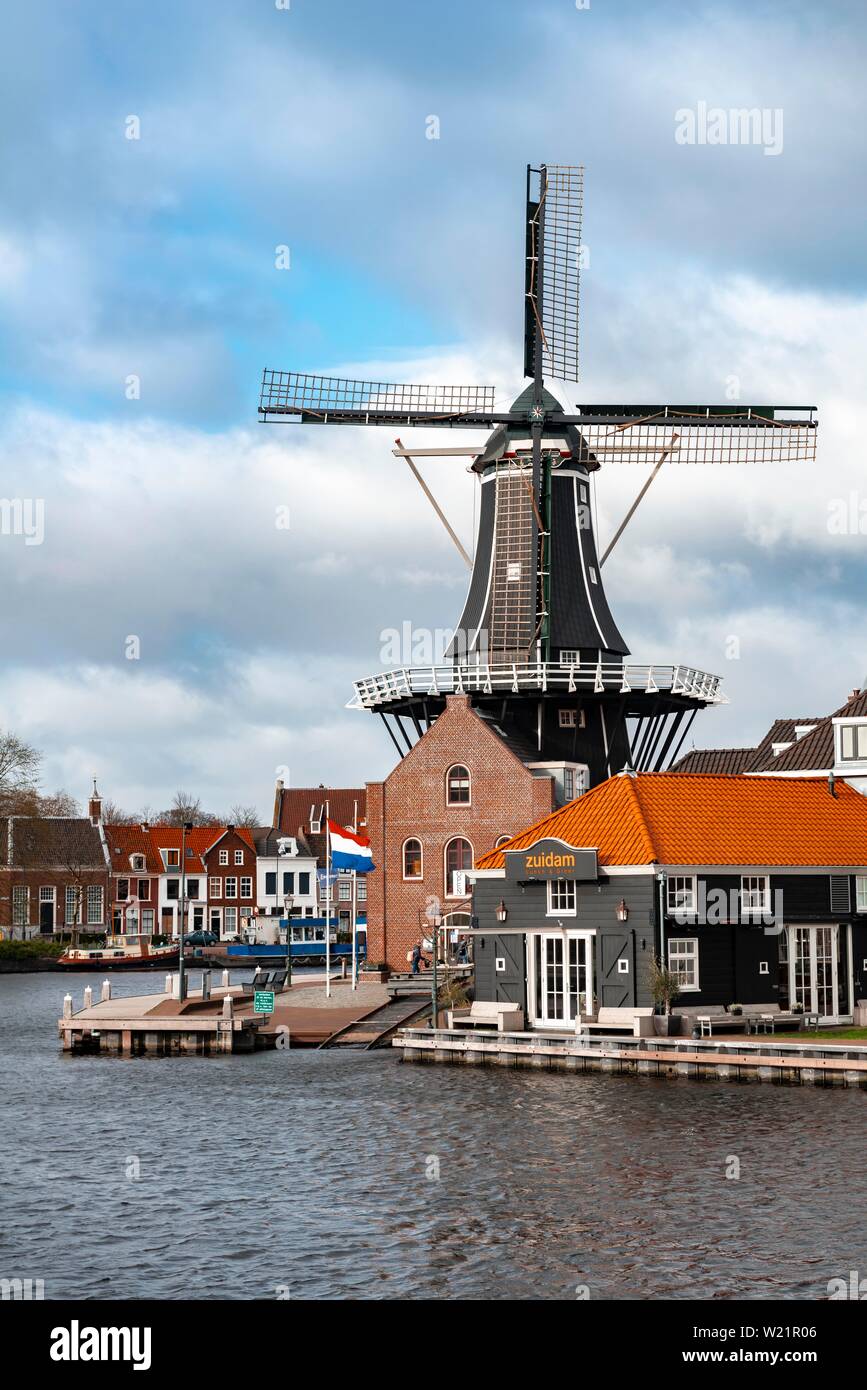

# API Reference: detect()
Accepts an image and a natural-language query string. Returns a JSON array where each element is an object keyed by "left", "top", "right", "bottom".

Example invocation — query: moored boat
[{"left": 57, "top": 933, "right": 180, "bottom": 970}]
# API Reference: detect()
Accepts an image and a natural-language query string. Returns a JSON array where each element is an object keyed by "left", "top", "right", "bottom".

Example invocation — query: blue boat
[{"left": 226, "top": 917, "right": 367, "bottom": 968}]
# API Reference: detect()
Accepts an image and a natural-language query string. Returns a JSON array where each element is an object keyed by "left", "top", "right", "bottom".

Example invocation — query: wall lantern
[
  {"left": 496, "top": 899, "right": 508, "bottom": 923},
  {"left": 616, "top": 898, "right": 629, "bottom": 923}
]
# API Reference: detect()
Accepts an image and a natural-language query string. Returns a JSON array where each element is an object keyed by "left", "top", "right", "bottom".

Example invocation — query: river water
[{"left": 1, "top": 969, "right": 865, "bottom": 1301}]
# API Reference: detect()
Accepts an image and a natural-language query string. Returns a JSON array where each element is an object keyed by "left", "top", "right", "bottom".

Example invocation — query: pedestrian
[{"left": 411, "top": 942, "right": 430, "bottom": 975}]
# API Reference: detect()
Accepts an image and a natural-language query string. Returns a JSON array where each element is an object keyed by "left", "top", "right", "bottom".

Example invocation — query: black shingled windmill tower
[{"left": 259, "top": 164, "right": 817, "bottom": 787}]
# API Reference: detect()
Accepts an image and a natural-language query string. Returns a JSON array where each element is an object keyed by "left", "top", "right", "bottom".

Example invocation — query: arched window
[
  {"left": 446, "top": 764, "right": 471, "bottom": 805},
  {"left": 445, "top": 837, "right": 473, "bottom": 897},
  {"left": 495, "top": 835, "right": 512, "bottom": 849},
  {"left": 402, "top": 838, "right": 423, "bottom": 880}
]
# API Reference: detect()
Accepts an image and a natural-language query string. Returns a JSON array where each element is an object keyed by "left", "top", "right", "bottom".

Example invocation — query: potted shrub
[
  {"left": 649, "top": 956, "right": 682, "bottom": 1036},
  {"left": 728, "top": 1003, "right": 743, "bottom": 1016}
]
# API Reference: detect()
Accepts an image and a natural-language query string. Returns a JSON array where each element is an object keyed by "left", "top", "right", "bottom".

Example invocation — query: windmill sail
[{"left": 525, "top": 163, "right": 583, "bottom": 384}]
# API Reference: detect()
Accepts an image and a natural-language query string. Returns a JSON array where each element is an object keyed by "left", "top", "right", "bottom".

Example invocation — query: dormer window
[
  {"left": 164, "top": 849, "right": 180, "bottom": 868},
  {"left": 130, "top": 855, "right": 145, "bottom": 872},
  {"left": 839, "top": 723, "right": 867, "bottom": 762}
]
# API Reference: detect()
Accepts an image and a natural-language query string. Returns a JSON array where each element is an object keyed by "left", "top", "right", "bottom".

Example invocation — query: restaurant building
[{"left": 470, "top": 771, "right": 867, "bottom": 1028}]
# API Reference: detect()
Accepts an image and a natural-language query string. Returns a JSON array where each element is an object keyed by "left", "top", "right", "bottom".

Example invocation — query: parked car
[{"left": 182, "top": 930, "right": 219, "bottom": 947}]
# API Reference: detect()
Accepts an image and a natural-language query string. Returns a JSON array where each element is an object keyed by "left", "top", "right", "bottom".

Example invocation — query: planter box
[{"left": 361, "top": 968, "right": 390, "bottom": 983}]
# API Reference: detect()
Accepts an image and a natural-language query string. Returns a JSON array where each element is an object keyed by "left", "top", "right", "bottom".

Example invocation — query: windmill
[{"left": 259, "top": 164, "right": 817, "bottom": 785}]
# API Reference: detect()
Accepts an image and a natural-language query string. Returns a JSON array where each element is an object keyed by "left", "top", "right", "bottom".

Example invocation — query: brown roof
[
  {"left": 753, "top": 690, "right": 867, "bottom": 773},
  {"left": 275, "top": 787, "right": 366, "bottom": 837},
  {"left": 743, "top": 717, "right": 822, "bottom": 772},
  {"left": 3, "top": 817, "right": 107, "bottom": 869},
  {"left": 670, "top": 747, "right": 755, "bottom": 775}
]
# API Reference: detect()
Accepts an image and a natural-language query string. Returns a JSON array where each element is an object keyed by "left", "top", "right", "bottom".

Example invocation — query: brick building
[
  {"left": 0, "top": 786, "right": 110, "bottom": 937},
  {"left": 365, "top": 695, "right": 561, "bottom": 971},
  {"left": 105, "top": 823, "right": 162, "bottom": 934}
]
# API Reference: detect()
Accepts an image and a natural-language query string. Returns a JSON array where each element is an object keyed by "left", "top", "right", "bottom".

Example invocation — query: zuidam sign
[{"left": 505, "top": 838, "right": 597, "bottom": 882}]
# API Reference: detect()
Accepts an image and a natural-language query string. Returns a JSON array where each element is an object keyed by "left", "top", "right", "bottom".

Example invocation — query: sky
[{"left": 1, "top": 0, "right": 866, "bottom": 818}]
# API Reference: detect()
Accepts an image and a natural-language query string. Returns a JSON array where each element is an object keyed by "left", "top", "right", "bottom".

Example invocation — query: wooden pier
[
  {"left": 393, "top": 1026, "right": 867, "bottom": 1088},
  {"left": 58, "top": 972, "right": 387, "bottom": 1055}
]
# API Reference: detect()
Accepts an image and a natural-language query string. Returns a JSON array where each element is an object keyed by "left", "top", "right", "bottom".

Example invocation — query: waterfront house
[
  {"left": 105, "top": 823, "right": 163, "bottom": 935},
  {"left": 0, "top": 786, "right": 110, "bottom": 937},
  {"left": 470, "top": 771, "right": 867, "bottom": 1028},
  {"left": 253, "top": 827, "right": 318, "bottom": 921}
]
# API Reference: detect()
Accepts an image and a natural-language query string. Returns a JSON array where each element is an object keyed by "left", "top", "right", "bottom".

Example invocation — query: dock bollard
[
  {"left": 165, "top": 974, "right": 173, "bottom": 994},
  {"left": 201, "top": 970, "right": 211, "bottom": 1000},
  {"left": 63, "top": 993, "right": 73, "bottom": 1019},
  {"left": 222, "top": 993, "right": 233, "bottom": 1019},
  {"left": 101, "top": 979, "right": 111, "bottom": 1002},
  {"left": 222, "top": 968, "right": 230, "bottom": 989},
  {"left": 83, "top": 985, "right": 93, "bottom": 1010}
]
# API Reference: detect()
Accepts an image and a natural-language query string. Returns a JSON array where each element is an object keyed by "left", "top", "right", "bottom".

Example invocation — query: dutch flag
[{"left": 328, "top": 819, "right": 376, "bottom": 874}]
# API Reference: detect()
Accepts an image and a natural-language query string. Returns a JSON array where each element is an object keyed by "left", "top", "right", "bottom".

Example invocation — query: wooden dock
[
  {"left": 58, "top": 973, "right": 388, "bottom": 1054},
  {"left": 393, "top": 1026, "right": 867, "bottom": 1088}
]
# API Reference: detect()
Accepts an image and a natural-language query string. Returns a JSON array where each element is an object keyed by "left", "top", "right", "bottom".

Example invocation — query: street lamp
[
  {"left": 177, "top": 820, "right": 193, "bottom": 1003},
  {"left": 616, "top": 898, "right": 629, "bottom": 923},
  {"left": 283, "top": 893, "right": 294, "bottom": 988}
]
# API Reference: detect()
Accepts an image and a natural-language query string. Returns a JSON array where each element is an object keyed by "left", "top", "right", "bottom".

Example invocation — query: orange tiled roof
[
  {"left": 105, "top": 824, "right": 162, "bottom": 874},
  {"left": 145, "top": 825, "right": 255, "bottom": 871},
  {"left": 476, "top": 772, "right": 867, "bottom": 869}
]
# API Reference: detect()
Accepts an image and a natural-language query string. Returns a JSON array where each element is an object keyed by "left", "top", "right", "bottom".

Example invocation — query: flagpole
[
  {"left": 351, "top": 798, "right": 358, "bottom": 991},
  {"left": 325, "top": 802, "right": 331, "bottom": 999}
]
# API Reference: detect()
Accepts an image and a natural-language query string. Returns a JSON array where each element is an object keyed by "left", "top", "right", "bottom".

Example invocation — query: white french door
[
  {"left": 788, "top": 925, "right": 840, "bottom": 1020},
  {"left": 535, "top": 931, "right": 593, "bottom": 1027}
]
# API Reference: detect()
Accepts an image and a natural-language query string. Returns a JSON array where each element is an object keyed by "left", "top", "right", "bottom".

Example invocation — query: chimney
[
  {"left": 140, "top": 821, "right": 149, "bottom": 832},
  {"left": 828, "top": 771, "right": 837, "bottom": 798},
  {"left": 88, "top": 778, "right": 103, "bottom": 826}
]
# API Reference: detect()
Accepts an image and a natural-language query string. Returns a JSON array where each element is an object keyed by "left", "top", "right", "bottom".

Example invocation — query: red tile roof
[
  {"left": 105, "top": 824, "right": 162, "bottom": 874},
  {"left": 276, "top": 787, "right": 366, "bottom": 836},
  {"left": 476, "top": 772, "right": 867, "bottom": 869},
  {"left": 143, "top": 825, "right": 255, "bottom": 872}
]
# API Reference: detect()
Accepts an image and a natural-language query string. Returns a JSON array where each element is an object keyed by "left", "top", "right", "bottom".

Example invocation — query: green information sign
[{"left": 253, "top": 990, "right": 275, "bottom": 1015}]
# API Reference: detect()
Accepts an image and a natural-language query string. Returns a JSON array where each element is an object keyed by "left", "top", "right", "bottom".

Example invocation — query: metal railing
[{"left": 349, "top": 660, "right": 725, "bottom": 709}]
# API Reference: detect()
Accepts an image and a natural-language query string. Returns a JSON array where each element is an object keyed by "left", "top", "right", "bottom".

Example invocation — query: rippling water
[{"left": 1, "top": 969, "right": 865, "bottom": 1300}]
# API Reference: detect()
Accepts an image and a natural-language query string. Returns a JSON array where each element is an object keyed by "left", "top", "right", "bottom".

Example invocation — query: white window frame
[
  {"left": 741, "top": 875, "right": 770, "bottom": 917},
  {"left": 839, "top": 723, "right": 867, "bottom": 761},
  {"left": 65, "top": 886, "right": 80, "bottom": 923},
  {"left": 240, "top": 876, "right": 253, "bottom": 899},
  {"left": 444, "top": 837, "right": 473, "bottom": 899},
  {"left": 164, "top": 848, "right": 180, "bottom": 868},
  {"left": 402, "top": 838, "right": 423, "bottom": 880},
  {"left": 547, "top": 879, "right": 577, "bottom": 916},
  {"left": 12, "top": 885, "right": 30, "bottom": 926},
  {"left": 224, "top": 876, "right": 237, "bottom": 898},
  {"left": 234, "top": 849, "right": 244, "bottom": 866},
  {"left": 559, "top": 708, "right": 578, "bottom": 728},
  {"left": 667, "top": 874, "right": 697, "bottom": 917},
  {"left": 219, "top": 849, "right": 229, "bottom": 866},
  {"left": 446, "top": 764, "right": 471, "bottom": 807},
  {"left": 856, "top": 876, "right": 867, "bottom": 914},
  {"left": 209, "top": 877, "right": 222, "bottom": 899},
  {"left": 86, "top": 885, "right": 104, "bottom": 926},
  {"left": 131, "top": 855, "right": 145, "bottom": 872},
  {"left": 668, "top": 937, "right": 699, "bottom": 992},
  {"left": 223, "top": 906, "right": 237, "bottom": 933},
  {"left": 560, "top": 649, "right": 580, "bottom": 665}
]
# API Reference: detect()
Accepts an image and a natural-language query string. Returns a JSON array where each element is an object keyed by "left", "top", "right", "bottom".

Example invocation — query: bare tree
[
  {"left": 228, "top": 803, "right": 260, "bottom": 829},
  {"left": 0, "top": 731, "right": 41, "bottom": 815},
  {"left": 101, "top": 799, "right": 137, "bottom": 825}
]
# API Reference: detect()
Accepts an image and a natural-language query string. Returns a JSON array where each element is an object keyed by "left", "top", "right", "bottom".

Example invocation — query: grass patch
[{"left": 797, "top": 1027, "right": 867, "bottom": 1043}]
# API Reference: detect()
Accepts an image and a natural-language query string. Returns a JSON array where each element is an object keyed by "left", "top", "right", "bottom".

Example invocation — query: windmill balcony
[{"left": 348, "top": 660, "right": 727, "bottom": 711}]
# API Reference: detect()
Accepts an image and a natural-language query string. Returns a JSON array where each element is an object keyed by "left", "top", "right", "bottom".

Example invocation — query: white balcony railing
[{"left": 348, "top": 660, "right": 726, "bottom": 710}]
